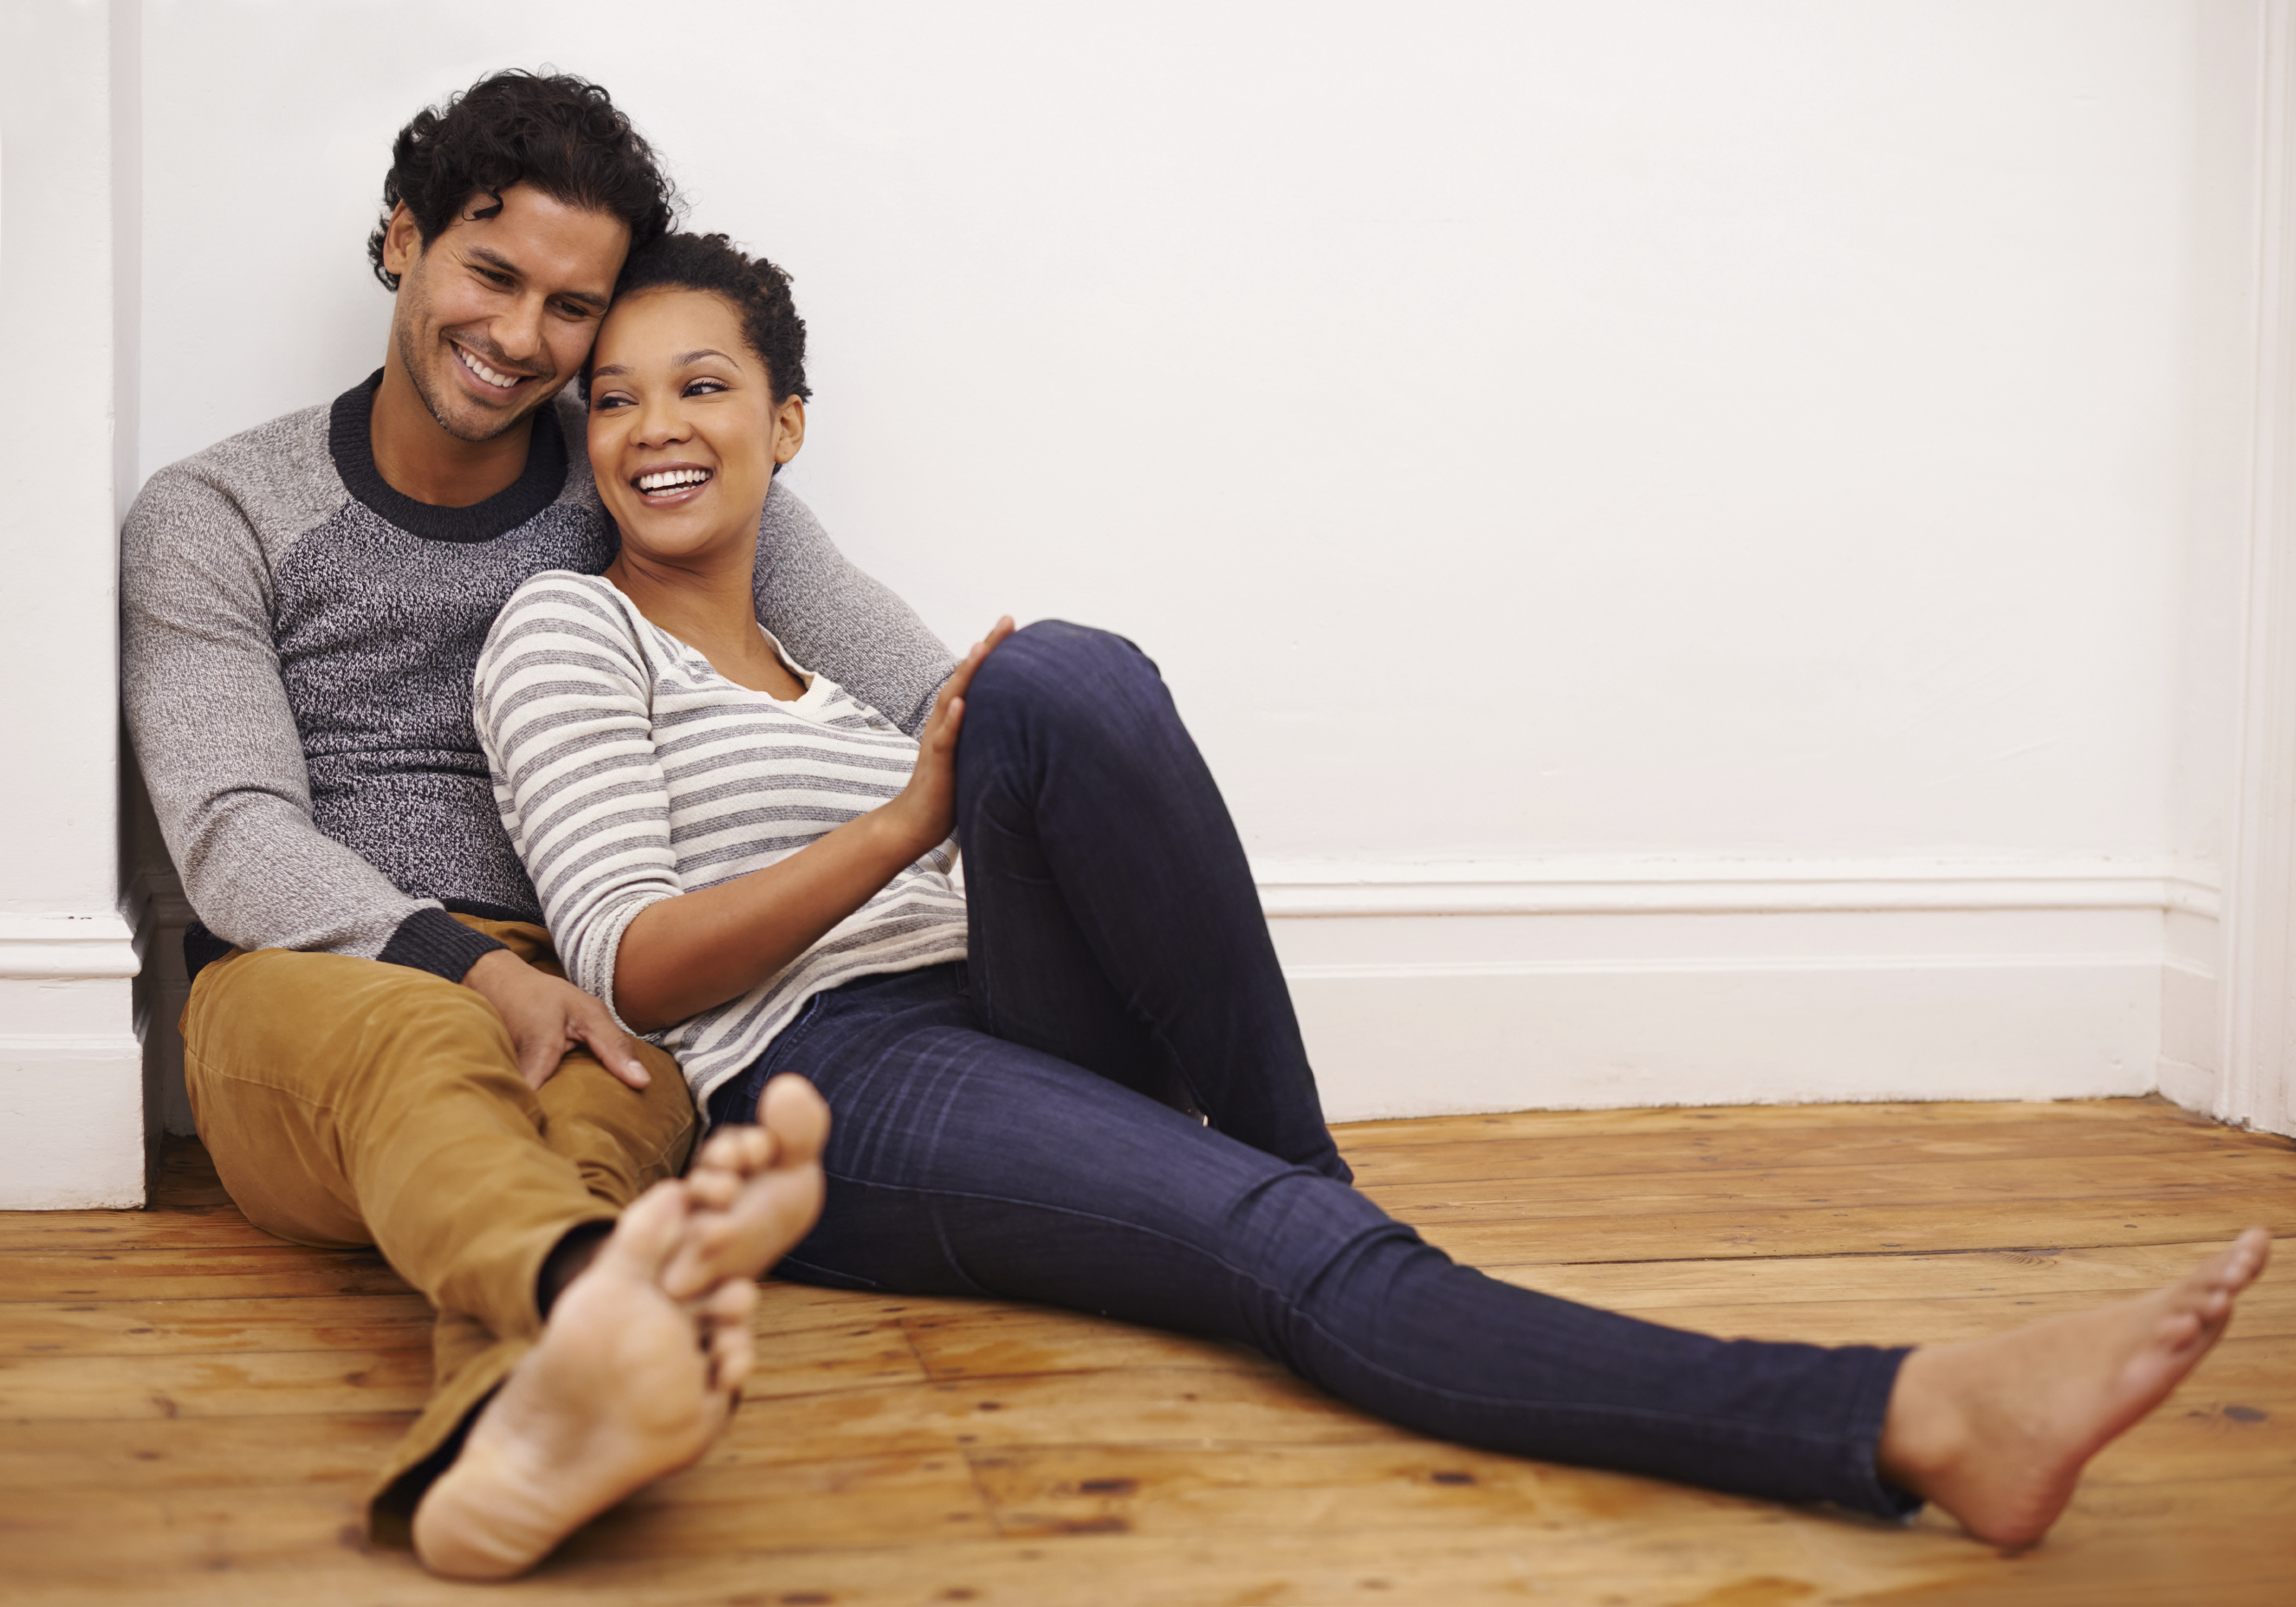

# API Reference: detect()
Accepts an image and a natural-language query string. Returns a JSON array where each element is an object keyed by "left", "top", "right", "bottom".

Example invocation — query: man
[{"left": 120, "top": 70, "right": 953, "bottom": 1579}]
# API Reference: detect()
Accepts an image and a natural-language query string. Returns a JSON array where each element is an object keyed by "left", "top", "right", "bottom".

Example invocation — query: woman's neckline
[{"left": 590, "top": 570, "right": 826, "bottom": 710}]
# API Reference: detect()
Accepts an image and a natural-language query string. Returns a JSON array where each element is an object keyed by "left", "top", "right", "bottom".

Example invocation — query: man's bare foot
[
  {"left": 1878, "top": 1226, "right": 2272, "bottom": 1549},
  {"left": 664, "top": 1072, "right": 831, "bottom": 1301},
  {"left": 412, "top": 1183, "right": 730, "bottom": 1578},
  {"left": 411, "top": 1080, "right": 830, "bottom": 1579}
]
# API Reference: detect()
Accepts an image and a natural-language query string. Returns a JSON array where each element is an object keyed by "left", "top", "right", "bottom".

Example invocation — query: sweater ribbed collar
[{"left": 328, "top": 368, "right": 569, "bottom": 544}]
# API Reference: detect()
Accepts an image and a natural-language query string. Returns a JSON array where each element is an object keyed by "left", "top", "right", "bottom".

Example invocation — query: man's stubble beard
[{"left": 393, "top": 293, "right": 548, "bottom": 446}]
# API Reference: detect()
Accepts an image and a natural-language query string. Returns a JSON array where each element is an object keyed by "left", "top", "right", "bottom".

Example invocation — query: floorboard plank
[
  {"left": 0, "top": 1247, "right": 412, "bottom": 1303},
  {"left": 1404, "top": 1198, "right": 2290, "bottom": 1264},
  {"left": 0, "top": 1293, "right": 434, "bottom": 1358},
  {"left": 1364, "top": 1148, "right": 2296, "bottom": 1215},
  {"left": 0, "top": 1210, "right": 305, "bottom": 1255},
  {"left": 1346, "top": 1114, "right": 2291, "bottom": 1188}
]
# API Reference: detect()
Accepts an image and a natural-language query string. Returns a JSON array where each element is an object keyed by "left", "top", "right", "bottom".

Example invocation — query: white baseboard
[
  {"left": 0, "top": 910, "right": 146, "bottom": 1208},
  {"left": 1289, "top": 958, "right": 2158, "bottom": 1121},
  {"left": 0, "top": 1034, "right": 147, "bottom": 1208},
  {"left": 1260, "top": 855, "right": 2201, "bottom": 1123},
  {"left": 0, "top": 855, "right": 2228, "bottom": 1202}
]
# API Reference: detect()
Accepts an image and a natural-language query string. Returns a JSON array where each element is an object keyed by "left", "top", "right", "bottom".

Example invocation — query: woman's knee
[{"left": 966, "top": 619, "right": 1169, "bottom": 742}]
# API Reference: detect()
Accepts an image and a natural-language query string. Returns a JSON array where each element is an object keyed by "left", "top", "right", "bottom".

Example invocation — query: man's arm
[
  {"left": 749, "top": 480, "right": 957, "bottom": 736},
  {"left": 120, "top": 456, "right": 503, "bottom": 982}
]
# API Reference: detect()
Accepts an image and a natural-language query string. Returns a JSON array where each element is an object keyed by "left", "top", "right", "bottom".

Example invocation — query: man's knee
[
  {"left": 183, "top": 947, "right": 534, "bottom": 1238},
  {"left": 537, "top": 1038, "right": 696, "bottom": 1183}
]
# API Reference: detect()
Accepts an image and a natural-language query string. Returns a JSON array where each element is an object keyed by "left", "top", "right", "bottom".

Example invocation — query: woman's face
[{"left": 586, "top": 286, "right": 804, "bottom": 567}]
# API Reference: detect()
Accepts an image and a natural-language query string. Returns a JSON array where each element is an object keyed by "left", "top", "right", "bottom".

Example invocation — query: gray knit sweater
[{"left": 121, "top": 371, "right": 954, "bottom": 982}]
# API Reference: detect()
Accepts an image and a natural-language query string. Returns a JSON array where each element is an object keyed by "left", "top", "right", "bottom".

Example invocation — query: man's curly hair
[
  {"left": 366, "top": 70, "right": 677, "bottom": 289},
  {"left": 583, "top": 232, "right": 812, "bottom": 405}
]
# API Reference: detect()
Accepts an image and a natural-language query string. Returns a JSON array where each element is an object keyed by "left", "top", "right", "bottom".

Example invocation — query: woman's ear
[{"left": 773, "top": 396, "right": 807, "bottom": 466}]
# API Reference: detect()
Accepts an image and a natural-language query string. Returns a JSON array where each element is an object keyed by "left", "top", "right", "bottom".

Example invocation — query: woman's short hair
[
  {"left": 366, "top": 70, "right": 677, "bottom": 290},
  {"left": 587, "top": 232, "right": 813, "bottom": 404}
]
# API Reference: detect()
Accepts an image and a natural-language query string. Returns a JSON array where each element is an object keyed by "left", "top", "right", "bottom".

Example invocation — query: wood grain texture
[{"left": 0, "top": 1098, "right": 2289, "bottom": 1606}]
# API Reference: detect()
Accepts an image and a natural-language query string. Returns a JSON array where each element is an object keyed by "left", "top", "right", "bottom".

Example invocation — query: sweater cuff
[{"left": 377, "top": 907, "right": 505, "bottom": 982}]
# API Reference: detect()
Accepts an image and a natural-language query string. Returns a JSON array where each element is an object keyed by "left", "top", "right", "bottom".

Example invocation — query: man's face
[{"left": 379, "top": 184, "right": 630, "bottom": 443}]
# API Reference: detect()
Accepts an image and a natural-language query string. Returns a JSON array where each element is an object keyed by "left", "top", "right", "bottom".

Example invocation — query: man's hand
[{"left": 463, "top": 948, "right": 652, "bottom": 1092}]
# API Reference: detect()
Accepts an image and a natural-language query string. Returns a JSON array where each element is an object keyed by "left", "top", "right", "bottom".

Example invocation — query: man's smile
[{"left": 454, "top": 341, "right": 535, "bottom": 392}]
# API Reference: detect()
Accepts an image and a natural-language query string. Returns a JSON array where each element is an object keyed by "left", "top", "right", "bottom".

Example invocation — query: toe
[
  {"left": 601, "top": 1181, "right": 689, "bottom": 1277},
  {"left": 704, "top": 1277, "right": 758, "bottom": 1322},
  {"left": 692, "top": 1127, "right": 751, "bottom": 1178},
  {"left": 760, "top": 1075, "right": 830, "bottom": 1164},
  {"left": 709, "top": 1317, "right": 756, "bottom": 1391},
  {"left": 685, "top": 1169, "right": 738, "bottom": 1209}
]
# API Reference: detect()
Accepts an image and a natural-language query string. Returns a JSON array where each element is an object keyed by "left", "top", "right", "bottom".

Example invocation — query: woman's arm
[{"left": 611, "top": 618, "right": 1014, "bottom": 1032}]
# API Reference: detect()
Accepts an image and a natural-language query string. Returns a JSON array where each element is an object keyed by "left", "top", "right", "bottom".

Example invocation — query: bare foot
[
  {"left": 664, "top": 1072, "right": 831, "bottom": 1301},
  {"left": 411, "top": 1183, "right": 748, "bottom": 1580},
  {"left": 1878, "top": 1227, "right": 2272, "bottom": 1548}
]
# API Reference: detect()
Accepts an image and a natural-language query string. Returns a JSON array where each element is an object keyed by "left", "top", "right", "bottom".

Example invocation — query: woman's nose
[{"left": 632, "top": 392, "right": 689, "bottom": 445}]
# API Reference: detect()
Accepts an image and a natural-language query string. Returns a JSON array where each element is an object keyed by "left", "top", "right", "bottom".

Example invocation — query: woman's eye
[{"left": 684, "top": 379, "right": 727, "bottom": 397}]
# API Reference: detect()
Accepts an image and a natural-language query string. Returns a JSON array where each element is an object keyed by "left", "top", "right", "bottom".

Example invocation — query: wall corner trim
[
  {"left": 0, "top": 910, "right": 141, "bottom": 981},
  {"left": 1251, "top": 855, "right": 2216, "bottom": 920}
]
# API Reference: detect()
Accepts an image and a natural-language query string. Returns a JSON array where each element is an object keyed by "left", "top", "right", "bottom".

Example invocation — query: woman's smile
[{"left": 631, "top": 462, "right": 715, "bottom": 509}]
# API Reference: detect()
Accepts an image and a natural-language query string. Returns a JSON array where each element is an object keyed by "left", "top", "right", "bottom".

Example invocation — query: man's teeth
[
  {"left": 456, "top": 346, "right": 522, "bottom": 389},
  {"left": 637, "top": 468, "right": 711, "bottom": 493}
]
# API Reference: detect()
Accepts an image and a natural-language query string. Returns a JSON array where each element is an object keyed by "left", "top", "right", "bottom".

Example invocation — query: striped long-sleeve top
[{"left": 473, "top": 570, "right": 969, "bottom": 1109}]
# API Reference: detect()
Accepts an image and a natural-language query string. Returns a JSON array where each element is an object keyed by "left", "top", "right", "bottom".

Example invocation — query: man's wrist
[
  {"left": 378, "top": 905, "right": 506, "bottom": 982},
  {"left": 463, "top": 947, "right": 516, "bottom": 988}
]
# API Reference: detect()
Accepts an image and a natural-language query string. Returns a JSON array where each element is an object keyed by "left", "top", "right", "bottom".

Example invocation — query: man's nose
[{"left": 495, "top": 295, "right": 548, "bottom": 365}]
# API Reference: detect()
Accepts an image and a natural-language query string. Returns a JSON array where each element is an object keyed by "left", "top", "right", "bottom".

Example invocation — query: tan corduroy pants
[{"left": 178, "top": 916, "right": 695, "bottom": 1545}]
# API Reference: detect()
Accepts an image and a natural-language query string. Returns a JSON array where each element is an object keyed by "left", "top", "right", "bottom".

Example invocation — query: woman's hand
[
  {"left": 614, "top": 617, "right": 1016, "bottom": 1032},
  {"left": 884, "top": 617, "right": 1015, "bottom": 855}
]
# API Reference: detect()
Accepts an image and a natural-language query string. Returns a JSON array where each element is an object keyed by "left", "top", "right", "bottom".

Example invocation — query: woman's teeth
[
  {"left": 637, "top": 468, "right": 711, "bottom": 493},
  {"left": 457, "top": 346, "right": 522, "bottom": 389}
]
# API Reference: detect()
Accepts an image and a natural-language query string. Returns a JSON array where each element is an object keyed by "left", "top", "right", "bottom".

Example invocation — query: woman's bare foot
[
  {"left": 1878, "top": 1226, "right": 2272, "bottom": 1549},
  {"left": 664, "top": 1072, "right": 831, "bottom": 1301}
]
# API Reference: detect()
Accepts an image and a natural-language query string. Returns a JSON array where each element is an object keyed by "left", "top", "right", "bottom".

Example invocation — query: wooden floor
[{"left": 2, "top": 1097, "right": 2293, "bottom": 1606}]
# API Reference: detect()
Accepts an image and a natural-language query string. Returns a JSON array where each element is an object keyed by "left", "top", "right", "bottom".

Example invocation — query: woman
[{"left": 473, "top": 231, "right": 2268, "bottom": 1552}]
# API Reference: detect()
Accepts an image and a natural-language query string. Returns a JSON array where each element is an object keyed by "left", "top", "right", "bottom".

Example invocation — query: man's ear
[
  {"left": 380, "top": 203, "right": 425, "bottom": 283},
  {"left": 773, "top": 396, "right": 807, "bottom": 466}
]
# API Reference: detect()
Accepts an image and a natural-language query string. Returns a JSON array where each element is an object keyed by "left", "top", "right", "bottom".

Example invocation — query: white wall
[
  {"left": 15, "top": 0, "right": 2268, "bottom": 1159},
  {"left": 0, "top": 0, "right": 146, "bottom": 1206},
  {"left": 144, "top": 1, "right": 2194, "bottom": 862}
]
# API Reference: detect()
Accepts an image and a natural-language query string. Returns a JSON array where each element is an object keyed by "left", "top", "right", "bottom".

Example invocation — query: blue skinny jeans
[{"left": 710, "top": 621, "right": 1916, "bottom": 1518}]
